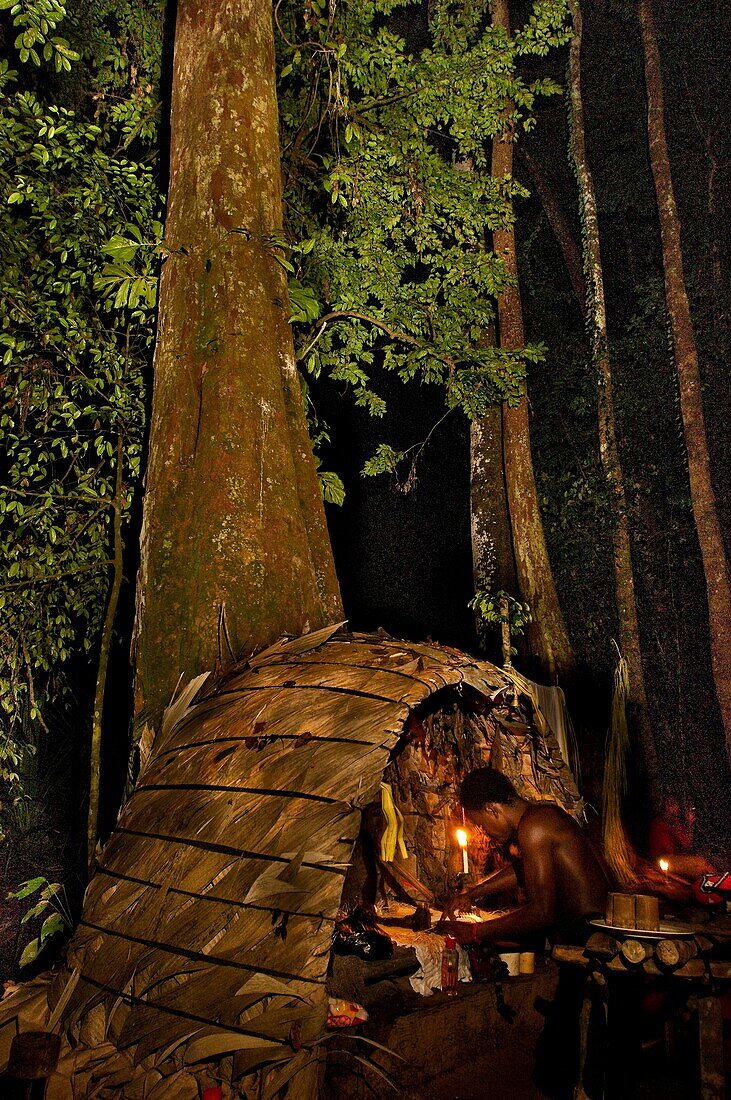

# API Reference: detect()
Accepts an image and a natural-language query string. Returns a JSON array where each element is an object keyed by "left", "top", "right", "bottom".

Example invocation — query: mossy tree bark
[
  {"left": 133, "top": 1, "right": 342, "bottom": 729},
  {"left": 489, "top": 0, "right": 574, "bottom": 681},
  {"left": 453, "top": 155, "right": 518, "bottom": 654},
  {"left": 470, "top": 403, "right": 519, "bottom": 649},
  {"left": 568, "top": 1, "right": 658, "bottom": 798},
  {"left": 470, "top": 402, "right": 518, "bottom": 600},
  {"left": 639, "top": 0, "right": 731, "bottom": 761}
]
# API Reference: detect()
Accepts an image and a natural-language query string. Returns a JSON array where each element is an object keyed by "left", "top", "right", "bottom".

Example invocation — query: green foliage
[
  {"left": 66, "top": 0, "right": 164, "bottom": 147},
  {"left": 362, "top": 443, "right": 406, "bottom": 478},
  {"left": 318, "top": 468, "right": 346, "bottom": 506},
  {"left": 0, "top": 0, "right": 79, "bottom": 70},
  {"left": 0, "top": 0, "right": 162, "bottom": 802},
  {"left": 7, "top": 875, "right": 72, "bottom": 967},
  {"left": 277, "top": 0, "right": 571, "bottom": 477},
  {"left": 469, "top": 588, "right": 533, "bottom": 638}
]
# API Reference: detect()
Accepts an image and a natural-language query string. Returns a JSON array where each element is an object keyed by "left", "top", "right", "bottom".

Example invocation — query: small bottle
[
  {"left": 413, "top": 902, "right": 431, "bottom": 931},
  {"left": 441, "top": 934, "right": 459, "bottom": 996}
]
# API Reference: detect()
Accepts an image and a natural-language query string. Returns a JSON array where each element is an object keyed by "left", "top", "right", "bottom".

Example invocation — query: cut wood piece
[
  {"left": 585, "top": 933, "right": 618, "bottom": 959},
  {"left": 607, "top": 893, "right": 635, "bottom": 928},
  {"left": 655, "top": 939, "right": 697, "bottom": 971},
  {"left": 618, "top": 939, "right": 650, "bottom": 967},
  {"left": 635, "top": 894, "right": 660, "bottom": 932},
  {"left": 552, "top": 944, "right": 589, "bottom": 967}
]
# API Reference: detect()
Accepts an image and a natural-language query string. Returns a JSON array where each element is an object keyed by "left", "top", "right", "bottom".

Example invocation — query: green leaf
[
  {"left": 18, "top": 938, "right": 41, "bottom": 968},
  {"left": 362, "top": 444, "right": 404, "bottom": 477},
  {"left": 20, "top": 900, "right": 50, "bottom": 923},
  {"left": 40, "top": 912, "right": 66, "bottom": 942},
  {"left": 319, "top": 470, "right": 345, "bottom": 507},
  {"left": 102, "top": 235, "right": 139, "bottom": 262},
  {"left": 9, "top": 877, "right": 46, "bottom": 900}
]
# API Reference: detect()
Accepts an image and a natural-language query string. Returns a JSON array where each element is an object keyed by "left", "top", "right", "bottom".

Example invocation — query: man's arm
[
  {"left": 443, "top": 863, "right": 518, "bottom": 918},
  {"left": 466, "top": 863, "right": 519, "bottom": 904},
  {"left": 439, "top": 817, "right": 556, "bottom": 943}
]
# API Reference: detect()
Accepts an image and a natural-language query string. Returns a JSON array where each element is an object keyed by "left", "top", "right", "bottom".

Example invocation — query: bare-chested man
[{"left": 436, "top": 767, "right": 609, "bottom": 945}]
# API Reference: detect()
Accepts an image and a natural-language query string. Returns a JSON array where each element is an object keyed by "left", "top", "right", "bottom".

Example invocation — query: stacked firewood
[
  {"left": 578, "top": 930, "right": 719, "bottom": 978},
  {"left": 555, "top": 894, "right": 731, "bottom": 979}
]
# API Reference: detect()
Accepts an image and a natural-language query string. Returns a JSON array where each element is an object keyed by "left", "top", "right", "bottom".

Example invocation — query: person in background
[{"left": 648, "top": 795, "right": 716, "bottom": 882}]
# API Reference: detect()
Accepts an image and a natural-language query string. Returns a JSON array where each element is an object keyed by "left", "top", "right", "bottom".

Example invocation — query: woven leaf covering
[{"left": 8, "top": 628, "right": 580, "bottom": 1097}]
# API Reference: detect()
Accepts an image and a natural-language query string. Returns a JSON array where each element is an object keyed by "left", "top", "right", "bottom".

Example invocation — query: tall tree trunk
[
  {"left": 454, "top": 154, "right": 518, "bottom": 653},
  {"left": 470, "top": 404, "right": 519, "bottom": 638},
  {"left": 133, "top": 1, "right": 342, "bottom": 729},
  {"left": 639, "top": 0, "right": 731, "bottom": 758},
  {"left": 489, "top": 0, "right": 574, "bottom": 680},
  {"left": 568, "top": 1, "right": 658, "bottom": 795}
]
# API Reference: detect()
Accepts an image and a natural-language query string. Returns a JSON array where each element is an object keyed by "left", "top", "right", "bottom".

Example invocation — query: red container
[
  {"left": 201, "top": 1088, "right": 223, "bottom": 1100},
  {"left": 441, "top": 934, "right": 459, "bottom": 995}
]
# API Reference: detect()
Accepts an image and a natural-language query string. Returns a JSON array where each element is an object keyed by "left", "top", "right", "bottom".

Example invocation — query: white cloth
[
  {"left": 533, "top": 681, "right": 573, "bottom": 776},
  {"left": 376, "top": 903, "right": 476, "bottom": 996}
]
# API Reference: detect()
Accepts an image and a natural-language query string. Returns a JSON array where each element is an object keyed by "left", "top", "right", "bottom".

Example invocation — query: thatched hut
[{"left": 1, "top": 626, "right": 581, "bottom": 1098}]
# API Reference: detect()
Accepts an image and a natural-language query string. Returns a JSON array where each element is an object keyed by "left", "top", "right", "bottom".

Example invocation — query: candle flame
[
  {"left": 456, "top": 828, "right": 468, "bottom": 849},
  {"left": 659, "top": 858, "right": 669, "bottom": 873}
]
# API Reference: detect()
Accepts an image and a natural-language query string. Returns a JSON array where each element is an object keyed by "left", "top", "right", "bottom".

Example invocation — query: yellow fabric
[{"left": 380, "top": 782, "right": 407, "bottom": 862}]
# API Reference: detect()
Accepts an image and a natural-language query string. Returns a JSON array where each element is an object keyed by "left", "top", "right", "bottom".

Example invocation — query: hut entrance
[{"left": 340, "top": 680, "right": 552, "bottom": 918}]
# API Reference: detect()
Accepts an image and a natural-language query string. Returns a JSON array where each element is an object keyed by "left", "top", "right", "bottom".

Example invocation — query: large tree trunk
[
  {"left": 638, "top": 0, "right": 731, "bottom": 758},
  {"left": 133, "top": 1, "right": 342, "bottom": 728},
  {"left": 568, "top": 1, "right": 658, "bottom": 796},
  {"left": 455, "top": 157, "right": 517, "bottom": 655},
  {"left": 489, "top": 0, "right": 574, "bottom": 680},
  {"left": 470, "top": 404, "right": 519, "bottom": 639}
]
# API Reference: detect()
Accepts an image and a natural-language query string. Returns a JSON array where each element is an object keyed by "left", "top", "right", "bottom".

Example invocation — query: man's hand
[
  {"left": 441, "top": 889, "right": 473, "bottom": 920},
  {"left": 434, "top": 919, "right": 478, "bottom": 945}
]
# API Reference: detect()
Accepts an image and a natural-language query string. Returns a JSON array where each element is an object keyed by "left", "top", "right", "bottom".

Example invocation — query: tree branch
[
  {"left": 87, "top": 430, "right": 125, "bottom": 873},
  {"left": 303, "top": 309, "right": 456, "bottom": 371}
]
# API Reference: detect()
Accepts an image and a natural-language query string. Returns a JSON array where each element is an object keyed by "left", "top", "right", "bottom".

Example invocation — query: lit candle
[
  {"left": 456, "top": 828, "right": 469, "bottom": 875},
  {"left": 659, "top": 858, "right": 669, "bottom": 882}
]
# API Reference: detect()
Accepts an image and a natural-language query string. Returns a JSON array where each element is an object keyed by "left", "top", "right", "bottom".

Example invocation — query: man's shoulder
[{"left": 519, "top": 802, "right": 574, "bottom": 840}]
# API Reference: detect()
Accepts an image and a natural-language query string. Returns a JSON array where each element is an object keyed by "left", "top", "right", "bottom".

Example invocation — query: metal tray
[{"left": 590, "top": 918, "right": 697, "bottom": 940}]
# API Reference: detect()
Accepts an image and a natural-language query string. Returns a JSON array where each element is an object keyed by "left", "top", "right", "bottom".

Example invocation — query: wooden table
[{"left": 553, "top": 918, "right": 731, "bottom": 1099}]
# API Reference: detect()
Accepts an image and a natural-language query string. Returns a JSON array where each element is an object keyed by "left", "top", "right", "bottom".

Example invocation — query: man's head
[
  {"left": 663, "top": 795, "right": 696, "bottom": 831},
  {"left": 460, "top": 767, "right": 523, "bottom": 842},
  {"left": 663, "top": 796, "right": 682, "bottom": 822}
]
